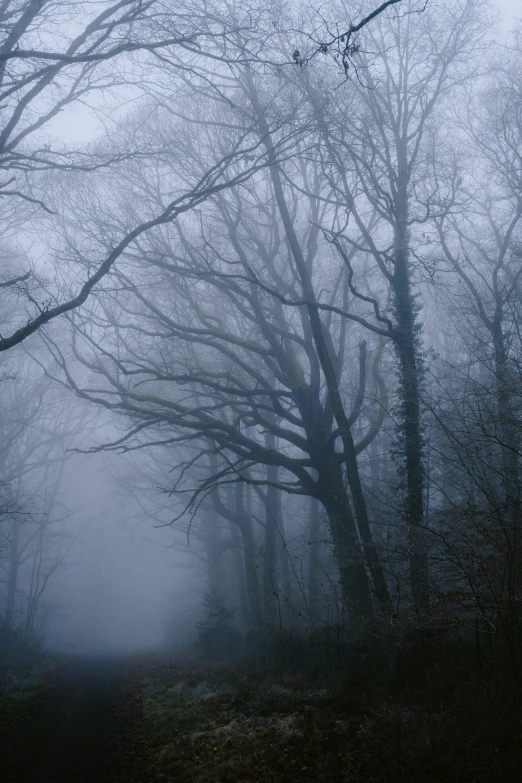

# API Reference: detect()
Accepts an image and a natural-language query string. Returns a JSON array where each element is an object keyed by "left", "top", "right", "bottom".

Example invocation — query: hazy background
[{"left": 26, "top": 0, "right": 522, "bottom": 657}]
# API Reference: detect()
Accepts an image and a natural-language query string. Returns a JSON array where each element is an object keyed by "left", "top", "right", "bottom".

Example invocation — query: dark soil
[{"left": 1, "top": 655, "right": 155, "bottom": 783}]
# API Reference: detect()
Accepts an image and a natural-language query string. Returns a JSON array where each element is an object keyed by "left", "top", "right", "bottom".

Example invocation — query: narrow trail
[{"left": 2, "top": 656, "right": 154, "bottom": 783}]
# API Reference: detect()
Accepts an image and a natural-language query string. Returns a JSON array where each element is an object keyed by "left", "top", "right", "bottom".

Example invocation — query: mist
[{"left": 2, "top": 1, "right": 522, "bottom": 781}]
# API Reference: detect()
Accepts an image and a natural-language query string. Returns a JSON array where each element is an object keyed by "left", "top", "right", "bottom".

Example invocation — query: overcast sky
[
  {"left": 495, "top": 0, "right": 520, "bottom": 29},
  {"left": 497, "top": 0, "right": 519, "bottom": 15}
]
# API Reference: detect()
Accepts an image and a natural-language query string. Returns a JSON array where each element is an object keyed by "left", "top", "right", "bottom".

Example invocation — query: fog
[
  {"left": 44, "top": 452, "right": 174, "bottom": 654},
  {"left": 1, "top": 0, "right": 522, "bottom": 665}
]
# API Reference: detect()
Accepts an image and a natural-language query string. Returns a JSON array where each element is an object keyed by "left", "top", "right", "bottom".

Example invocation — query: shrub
[{"left": 195, "top": 590, "right": 242, "bottom": 661}]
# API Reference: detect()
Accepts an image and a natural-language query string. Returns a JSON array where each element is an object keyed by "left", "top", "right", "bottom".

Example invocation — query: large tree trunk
[
  {"left": 392, "top": 178, "right": 429, "bottom": 610},
  {"left": 369, "top": 436, "right": 380, "bottom": 496},
  {"left": 3, "top": 520, "right": 21, "bottom": 642},
  {"left": 308, "top": 494, "right": 321, "bottom": 624},
  {"left": 210, "top": 456, "right": 264, "bottom": 629},
  {"left": 343, "top": 433, "right": 391, "bottom": 609},
  {"left": 492, "top": 316, "right": 520, "bottom": 514},
  {"left": 263, "top": 434, "right": 279, "bottom": 625},
  {"left": 229, "top": 519, "right": 250, "bottom": 631},
  {"left": 230, "top": 484, "right": 264, "bottom": 628},
  {"left": 205, "top": 509, "right": 227, "bottom": 597},
  {"left": 277, "top": 511, "right": 293, "bottom": 622},
  {"left": 316, "top": 461, "right": 372, "bottom": 617},
  {"left": 492, "top": 315, "right": 521, "bottom": 628}
]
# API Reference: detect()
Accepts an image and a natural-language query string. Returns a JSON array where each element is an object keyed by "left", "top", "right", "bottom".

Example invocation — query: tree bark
[
  {"left": 316, "top": 461, "right": 372, "bottom": 616},
  {"left": 308, "top": 494, "right": 321, "bottom": 624},
  {"left": 3, "top": 520, "right": 21, "bottom": 642},
  {"left": 229, "top": 518, "right": 250, "bottom": 631},
  {"left": 277, "top": 511, "right": 293, "bottom": 623},
  {"left": 229, "top": 484, "right": 264, "bottom": 628},
  {"left": 392, "top": 175, "right": 429, "bottom": 609},
  {"left": 205, "top": 509, "right": 227, "bottom": 597},
  {"left": 263, "top": 458, "right": 279, "bottom": 625}
]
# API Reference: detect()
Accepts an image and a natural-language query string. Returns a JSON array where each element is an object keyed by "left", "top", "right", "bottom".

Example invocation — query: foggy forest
[{"left": 1, "top": 0, "right": 522, "bottom": 780}]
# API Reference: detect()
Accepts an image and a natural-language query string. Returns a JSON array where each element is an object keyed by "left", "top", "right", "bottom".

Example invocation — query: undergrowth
[
  {"left": 0, "top": 655, "right": 56, "bottom": 748},
  {"left": 142, "top": 657, "right": 522, "bottom": 782}
]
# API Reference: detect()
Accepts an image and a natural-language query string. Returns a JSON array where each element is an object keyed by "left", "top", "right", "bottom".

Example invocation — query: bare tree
[
  {"left": 0, "top": 360, "right": 87, "bottom": 646},
  {"left": 0, "top": 0, "right": 409, "bottom": 355},
  {"left": 41, "top": 116, "right": 391, "bottom": 617},
  {"left": 0, "top": 0, "right": 262, "bottom": 352},
  {"left": 302, "top": 0, "right": 489, "bottom": 610},
  {"left": 424, "top": 42, "right": 522, "bottom": 651}
]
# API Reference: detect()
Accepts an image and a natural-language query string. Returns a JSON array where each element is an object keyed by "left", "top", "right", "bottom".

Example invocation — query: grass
[
  {"left": 141, "top": 655, "right": 522, "bottom": 782},
  {"left": 0, "top": 654, "right": 57, "bottom": 753}
]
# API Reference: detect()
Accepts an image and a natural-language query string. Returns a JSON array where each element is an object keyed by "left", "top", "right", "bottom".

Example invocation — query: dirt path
[{"left": 2, "top": 656, "right": 154, "bottom": 783}]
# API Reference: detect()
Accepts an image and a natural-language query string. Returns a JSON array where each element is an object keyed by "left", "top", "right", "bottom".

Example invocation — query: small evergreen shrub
[{"left": 195, "top": 590, "right": 241, "bottom": 661}]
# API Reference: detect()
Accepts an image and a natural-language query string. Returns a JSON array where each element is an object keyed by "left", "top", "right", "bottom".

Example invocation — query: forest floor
[
  {"left": 2, "top": 652, "right": 522, "bottom": 782},
  {"left": 141, "top": 656, "right": 522, "bottom": 783},
  {"left": 0, "top": 654, "right": 154, "bottom": 783}
]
